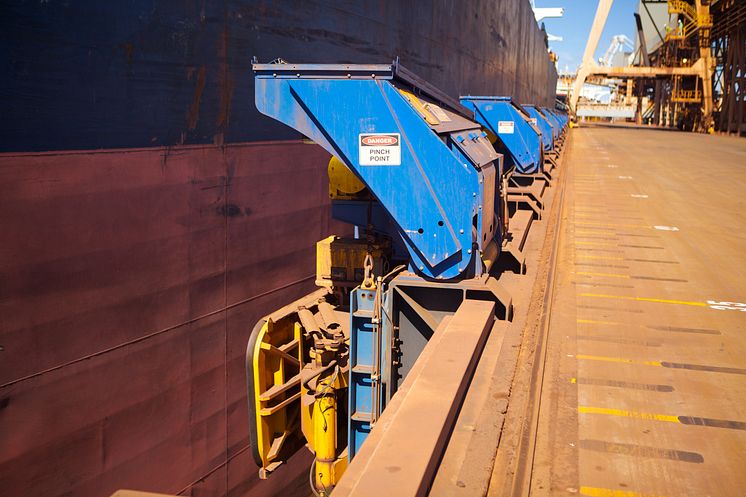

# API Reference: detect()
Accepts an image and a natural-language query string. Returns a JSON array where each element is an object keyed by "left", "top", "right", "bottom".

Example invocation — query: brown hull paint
[
  {"left": 1, "top": 1, "right": 559, "bottom": 494},
  {"left": 0, "top": 140, "right": 346, "bottom": 496}
]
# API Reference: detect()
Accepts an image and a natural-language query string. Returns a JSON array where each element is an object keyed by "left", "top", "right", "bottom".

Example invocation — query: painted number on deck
[{"left": 707, "top": 300, "right": 746, "bottom": 312}]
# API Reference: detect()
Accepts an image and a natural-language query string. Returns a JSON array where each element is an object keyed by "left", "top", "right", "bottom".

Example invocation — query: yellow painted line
[
  {"left": 577, "top": 319, "right": 620, "bottom": 325},
  {"left": 578, "top": 406, "right": 680, "bottom": 423},
  {"left": 575, "top": 255, "right": 626, "bottom": 261},
  {"left": 580, "top": 485, "right": 670, "bottom": 497},
  {"left": 579, "top": 293, "right": 707, "bottom": 307},
  {"left": 576, "top": 271, "right": 631, "bottom": 279},
  {"left": 575, "top": 354, "right": 662, "bottom": 367}
]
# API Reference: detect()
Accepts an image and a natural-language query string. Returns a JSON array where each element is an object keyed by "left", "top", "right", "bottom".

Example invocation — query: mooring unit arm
[{"left": 253, "top": 61, "right": 503, "bottom": 280}]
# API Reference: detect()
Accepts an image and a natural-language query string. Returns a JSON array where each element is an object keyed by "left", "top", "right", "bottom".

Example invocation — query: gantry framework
[{"left": 571, "top": 0, "right": 745, "bottom": 133}]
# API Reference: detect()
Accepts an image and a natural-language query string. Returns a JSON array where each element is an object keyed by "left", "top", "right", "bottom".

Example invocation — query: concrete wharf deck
[{"left": 514, "top": 125, "right": 746, "bottom": 497}]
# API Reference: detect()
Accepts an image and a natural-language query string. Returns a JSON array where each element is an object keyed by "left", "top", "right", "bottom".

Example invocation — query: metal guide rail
[{"left": 242, "top": 59, "right": 570, "bottom": 497}]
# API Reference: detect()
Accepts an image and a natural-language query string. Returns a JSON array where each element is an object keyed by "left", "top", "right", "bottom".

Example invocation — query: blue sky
[{"left": 536, "top": 0, "right": 639, "bottom": 73}]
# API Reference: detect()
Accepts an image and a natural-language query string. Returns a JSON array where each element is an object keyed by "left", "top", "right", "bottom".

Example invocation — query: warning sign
[
  {"left": 498, "top": 121, "right": 515, "bottom": 134},
  {"left": 359, "top": 133, "right": 401, "bottom": 166}
]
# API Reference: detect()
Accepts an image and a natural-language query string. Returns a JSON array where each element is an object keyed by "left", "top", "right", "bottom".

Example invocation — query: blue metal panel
[
  {"left": 547, "top": 109, "right": 563, "bottom": 127},
  {"left": 541, "top": 107, "right": 562, "bottom": 137},
  {"left": 537, "top": 107, "right": 560, "bottom": 140},
  {"left": 554, "top": 110, "right": 568, "bottom": 127},
  {"left": 460, "top": 96, "right": 542, "bottom": 174},
  {"left": 254, "top": 63, "right": 499, "bottom": 280},
  {"left": 522, "top": 105, "right": 554, "bottom": 152},
  {"left": 348, "top": 287, "right": 377, "bottom": 460}
]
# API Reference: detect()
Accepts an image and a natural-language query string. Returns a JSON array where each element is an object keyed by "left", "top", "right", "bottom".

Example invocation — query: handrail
[
  {"left": 668, "top": 0, "right": 712, "bottom": 27},
  {"left": 668, "top": 0, "right": 697, "bottom": 23}
]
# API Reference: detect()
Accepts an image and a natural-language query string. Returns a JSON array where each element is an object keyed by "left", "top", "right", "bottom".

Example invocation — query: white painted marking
[
  {"left": 630, "top": 194, "right": 648, "bottom": 198},
  {"left": 653, "top": 225, "right": 679, "bottom": 231},
  {"left": 707, "top": 300, "right": 746, "bottom": 312},
  {"left": 607, "top": 164, "right": 618, "bottom": 168},
  {"left": 618, "top": 175, "right": 633, "bottom": 179}
]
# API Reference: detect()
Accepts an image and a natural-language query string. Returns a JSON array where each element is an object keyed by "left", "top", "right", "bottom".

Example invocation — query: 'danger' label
[
  {"left": 359, "top": 133, "right": 401, "bottom": 166},
  {"left": 498, "top": 121, "right": 515, "bottom": 134}
]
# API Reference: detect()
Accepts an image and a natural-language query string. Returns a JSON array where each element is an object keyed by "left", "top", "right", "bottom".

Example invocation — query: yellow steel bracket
[
  {"left": 246, "top": 288, "right": 332, "bottom": 477},
  {"left": 397, "top": 89, "right": 441, "bottom": 125}
]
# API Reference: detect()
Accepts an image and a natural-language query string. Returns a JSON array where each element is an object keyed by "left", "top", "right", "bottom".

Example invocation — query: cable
[
  {"left": 381, "top": 264, "right": 406, "bottom": 283},
  {"left": 318, "top": 365, "right": 339, "bottom": 433},
  {"left": 309, "top": 458, "right": 321, "bottom": 497}
]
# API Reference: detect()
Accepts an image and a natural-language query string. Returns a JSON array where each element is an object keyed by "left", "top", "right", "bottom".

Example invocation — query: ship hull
[{"left": 0, "top": 1, "right": 557, "bottom": 496}]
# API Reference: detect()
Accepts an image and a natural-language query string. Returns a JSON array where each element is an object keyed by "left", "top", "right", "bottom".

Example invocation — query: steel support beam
[
  {"left": 589, "top": 59, "right": 705, "bottom": 77},
  {"left": 332, "top": 300, "right": 496, "bottom": 497},
  {"left": 570, "top": 0, "right": 614, "bottom": 112}
]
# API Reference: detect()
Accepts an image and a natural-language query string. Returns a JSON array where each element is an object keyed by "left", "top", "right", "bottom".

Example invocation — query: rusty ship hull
[{"left": 0, "top": 1, "right": 557, "bottom": 496}]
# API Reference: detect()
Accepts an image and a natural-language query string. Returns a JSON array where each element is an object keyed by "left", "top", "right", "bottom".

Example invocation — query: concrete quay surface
[{"left": 523, "top": 125, "right": 746, "bottom": 497}]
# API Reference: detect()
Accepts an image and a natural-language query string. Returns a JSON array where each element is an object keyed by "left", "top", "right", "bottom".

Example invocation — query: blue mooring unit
[
  {"left": 541, "top": 107, "right": 563, "bottom": 135},
  {"left": 539, "top": 107, "right": 560, "bottom": 141},
  {"left": 552, "top": 109, "right": 568, "bottom": 128},
  {"left": 254, "top": 61, "right": 512, "bottom": 461},
  {"left": 460, "top": 96, "right": 543, "bottom": 175},
  {"left": 522, "top": 104, "right": 555, "bottom": 152},
  {"left": 254, "top": 62, "right": 503, "bottom": 281}
]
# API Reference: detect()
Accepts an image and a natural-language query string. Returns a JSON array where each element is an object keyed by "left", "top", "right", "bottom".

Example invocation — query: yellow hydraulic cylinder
[
  {"left": 313, "top": 378, "right": 337, "bottom": 495},
  {"left": 481, "top": 239, "right": 499, "bottom": 273}
]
